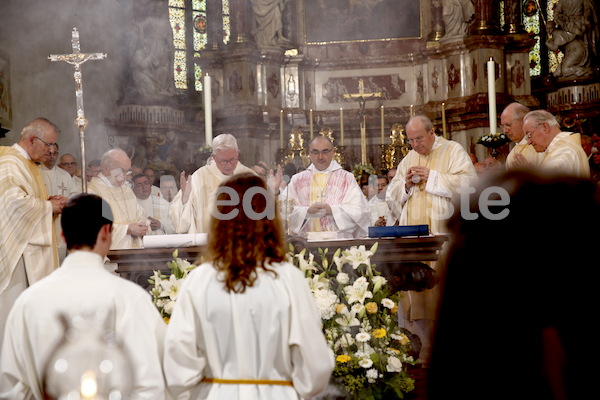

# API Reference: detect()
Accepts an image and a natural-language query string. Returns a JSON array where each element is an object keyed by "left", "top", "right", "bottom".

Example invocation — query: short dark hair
[
  {"left": 61, "top": 194, "right": 113, "bottom": 250},
  {"left": 132, "top": 173, "right": 148, "bottom": 182}
]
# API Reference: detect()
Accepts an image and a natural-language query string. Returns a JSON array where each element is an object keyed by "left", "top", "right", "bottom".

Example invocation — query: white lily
[{"left": 344, "top": 276, "right": 373, "bottom": 304}]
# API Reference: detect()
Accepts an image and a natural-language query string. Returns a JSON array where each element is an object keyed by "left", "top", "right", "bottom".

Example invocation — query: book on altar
[
  {"left": 368, "top": 225, "right": 429, "bottom": 238},
  {"left": 142, "top": 233, "right": 208, "bottom": 248}
]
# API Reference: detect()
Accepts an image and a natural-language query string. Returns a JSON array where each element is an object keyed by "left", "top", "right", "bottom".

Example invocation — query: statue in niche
[
  {"left": 442, "top": 0, "right": 475, "bottom": 39},
  {"left": 250, "top": 0, "right": 290, "bottom": 46},
  {"left": 547, "top": 0, "right": 599, "bottom": 79},
  {"left": 122, "top": 0, "right": 176, "bottom": 104}
]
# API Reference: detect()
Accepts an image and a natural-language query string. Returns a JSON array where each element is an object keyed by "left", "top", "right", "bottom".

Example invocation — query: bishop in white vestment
[
  {"left": 500, "top": 102, "right": 543, "bottom": 170},
  {"left": 285, "top": 136, "right": 370, "bottom": 238}
]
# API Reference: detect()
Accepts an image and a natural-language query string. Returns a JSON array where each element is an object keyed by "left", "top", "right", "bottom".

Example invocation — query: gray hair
[
  {"left": 20, "top": 117, "right": 61, "bottom": 139},
  {"left": 211, "top": 134, "right": 239, "bottom": 153},
  {"left": 407, "top": 115, "right": 433, "bottom": 132},
  {"left": 100, "top": 148, "right": 129, "bottom": 169},
  {"left": 523, "top": 110, "right": 559, "bottom": 128}
]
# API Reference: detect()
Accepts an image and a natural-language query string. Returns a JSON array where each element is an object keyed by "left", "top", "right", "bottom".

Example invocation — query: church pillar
[
  {"left": 427, "top": 0, "right": 445, "bottom": 42},
  {"left": 206, "top": 0, "right": 224, "bottom": 50},
  {"left": 228, "top": 0, "right": 253, "bottom": 44},
  {"left": 469, "top": 0, "right": 501, "bottom": 35},
  {"left": 503, "top": 0, "right": 524, "bottom": 34}
]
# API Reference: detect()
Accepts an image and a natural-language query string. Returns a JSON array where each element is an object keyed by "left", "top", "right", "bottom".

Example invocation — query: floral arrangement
[
  {"left": 196, "top": 145, "right": 212, "bottom": 153},
  {"left": 290, "top": 243, "right": 417, "bottom": 400},
  {"left": 477, "top": 132, "right": 511, "bottom": 148},
  {"left": 351, "top": 163, "right": 377, "bottom": 185},
  {"left": 148, "top": 250, "right": 198, "bottom": 323}
]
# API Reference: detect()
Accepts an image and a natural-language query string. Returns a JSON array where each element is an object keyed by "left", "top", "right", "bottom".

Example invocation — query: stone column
[
  {"left": 206, "top": 0, "right": 224, "bottom": 50},
  {"left": 228, "top": 0, "right": 253, "bottom": 43},
  {"left": 503, "top": 0, "right": 524, "bottom": 34},
  {"left": 427, "top": 0, "right": 445, "bottom": 41},
  {"left": 469, "top": 0, "right": 501, "bottom": 35}
]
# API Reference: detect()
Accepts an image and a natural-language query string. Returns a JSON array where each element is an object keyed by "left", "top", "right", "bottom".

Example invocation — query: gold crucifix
[
  {"left": 49, "top": 27, "right": 107, "bottom": 193},
  {"left": 342, "top": 78, "right": 382, "bottom": 164}
]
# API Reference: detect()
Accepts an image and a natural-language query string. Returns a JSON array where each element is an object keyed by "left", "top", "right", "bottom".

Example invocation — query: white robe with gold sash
[
  {"left": 506, "top": 137, "right": 543, "bottom": 170},
  {"left": 169, "top": 161, "right": 255, "bottom": 234},
  {"left": 540, "top": 132, "right": 590, "bottom": 178}
]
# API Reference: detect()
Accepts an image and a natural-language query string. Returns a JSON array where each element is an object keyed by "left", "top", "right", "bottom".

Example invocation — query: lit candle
[
  {"left": 381, "top": 105, "right": 385, "bottom": 143},
  {"left": 409, "top": 104, "right": 414, "bottom": 118},
  {"left": 204, "top": 74, "right": 212, "bottom": 146},
  {"left": 280, "top": 110, "right": 284, "bottom": 148},
  {"left": 340, "top": 108, "right": 344, "bottom": 146},
  {"left": 309, "top": 109, "right": 313, "bottom": 139},
  {"left": 487, "top": 57, "right": 497, "bottom": 135},
  {"left": 442, "top": 102, "right": 447, "bottom": 139}
]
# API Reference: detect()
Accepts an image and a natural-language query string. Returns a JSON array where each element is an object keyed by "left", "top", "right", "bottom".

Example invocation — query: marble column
[
  {"left": 228, "top": 0, "right": 253, "bottom": 43},
  {"left": 503, "top": 0, "right": 524, "bottom": 34},
  {"left": 427, "top": 0, "right": 445, "bottom": 41},
  {"left": 206, "top": 0, "right": 224, "bottom": 50},
  {"left": 469, "top": 0, "right": 501, "bottom": 35}
]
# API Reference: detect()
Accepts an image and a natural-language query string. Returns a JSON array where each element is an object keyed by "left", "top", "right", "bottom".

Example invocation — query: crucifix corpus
[
  {"left": 342, "top": 78, "right": 382, "bottom": 164},
  {"left": 48, "top": 27, "right": 107, "bottom": 193}
]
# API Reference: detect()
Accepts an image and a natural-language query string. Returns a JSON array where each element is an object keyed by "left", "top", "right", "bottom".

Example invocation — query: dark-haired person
[
  {"left": 0, "top": 194, "right": 165, "bottom": 399},
  {"left": 164, "top": 173, "right": 334, "bottom": 399}
]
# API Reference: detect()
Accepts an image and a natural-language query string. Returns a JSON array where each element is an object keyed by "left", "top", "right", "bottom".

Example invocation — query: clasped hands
[
  {"left": 48, "top": 195, "right": 68, "bottom": 216},
  {"left": 405, "top": 166, "right": 430, "bottom": 191},
  {"left": 307, "top": 202, "right": 332, "bottom": 217}
]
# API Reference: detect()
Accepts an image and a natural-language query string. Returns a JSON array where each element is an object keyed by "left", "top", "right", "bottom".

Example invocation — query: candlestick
[
  {"left": 280, "top": 110, "right": 284, "bottom": 148},
  {"left": 487, "top": 57, "right": 497, "bottom": 135},
  {"left": 410, "top": 104, "right": 414, "bottom": 118},
  {"left": 442, "top": 102, "right": 447, "bottom": 139},
  {"left": 340, "top": 108, "right": 344, "bottom": 146},
  {"left": 381, "top": 106, "right": 385, "bottom": 143},
  {"left": 204, "top": 74, "right": 212, "bottom": 146},
  {"left": 309, "top": 109, "right": 313, "bottom": 140}
]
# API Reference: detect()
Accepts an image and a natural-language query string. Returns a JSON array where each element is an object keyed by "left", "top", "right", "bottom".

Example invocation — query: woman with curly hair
[{"left": 163, "top": 173, "right": 334, "bottom": 399}]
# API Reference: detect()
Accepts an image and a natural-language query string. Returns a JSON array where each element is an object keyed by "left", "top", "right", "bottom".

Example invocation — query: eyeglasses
[
  {"left": 406, "top": 136, "right": 425, "bottom": 144},
  {"left": 35, "top": 137, "right": 58, "bottom": 150},
  {"left": 59, "top": 162, "right": 77, "bottom": 167},
  {"left": 309, "top": 148, "right": 333, "bottom": 156},
  {"left": 525, "top": 123, "right": 543, "bottom": 139},
  {"left": 214, "top": 157, "right": 238, "bottom": 166},
  {"left": 499, "top": 122, "right": 514, "bottom": 132}
]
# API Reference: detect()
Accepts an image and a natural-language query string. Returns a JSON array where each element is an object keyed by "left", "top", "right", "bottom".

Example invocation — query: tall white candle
[
  {"left": 410, "top": 104, "right": 414, "bottom": 118},
  {"left": 442, "top": 102, "right": 447, "bottom": 139},
  {"left": 340, "top": 108, "right": 344, "bottom": 146},
  {"left": 381, "top": 105, "right": 385, "bottom": 143},
  {"left": 309, "top": 109, "right": 313, "bottom": 140},
  {"left": 487, "top": 57, "right": 497, "bottom": 135},
  {"left": 204, "top": 74, "right": 212, "bottom": 146},
  {"left": 280, "top": 110, "right": 284, "bottom": 148}
]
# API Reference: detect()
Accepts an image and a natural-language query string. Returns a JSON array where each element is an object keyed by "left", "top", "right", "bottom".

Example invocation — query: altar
[{"left": 108, "top": 234, "right": 449, "bottom": 291}]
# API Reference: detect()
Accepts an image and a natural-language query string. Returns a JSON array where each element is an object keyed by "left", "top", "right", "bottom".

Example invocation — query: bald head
[
  {"left": 100, "top": 148, "right": 132, "bottom": 187},
  {"left": 500, "top": 102, "right": 530, "bottom": 143}
]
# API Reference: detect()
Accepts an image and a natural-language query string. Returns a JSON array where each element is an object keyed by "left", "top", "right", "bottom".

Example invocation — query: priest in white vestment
[
  {"left": 58, "top": 153, "right": 83, "bottom": 192},
  {"left": 88, "top": 148, "right": 148, "bottom": 249},
  {"left": 517, "top": 110, "right": 590, "bottom": 178},
  {"left": 0, "top": 118, "right": 66, "bottom": 349},
  {"left": 500, "top": 102, "right": 543, "bottom": 170},
  {"left": 0, "top": 194, "right": 165, "bottom": 399},
  {"left": 132, "top": 173, "right": 175, "bottom": 235},
  {"left": 386, "top": 115, "right": 477, "bottom": 364},
  {"left": 284, "top": 136, "right": 370, "bottom": 239},
  {"left": 169, "top": 133, "right": 259, "bottom": 234}
]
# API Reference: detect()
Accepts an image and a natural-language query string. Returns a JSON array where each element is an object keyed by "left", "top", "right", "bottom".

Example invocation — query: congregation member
[
  {"left": 500, "top": 102, "right": 542, "bottom": 170},
  {"left": 0, "top": 118, "right": 65, "bottom": 347},
  {"left": 386, "top": 114, "right": 477, "bottom": 365},
  {"left": 169, "top": 133, "right": 271, "bottom": 234},
  {"left": 132, "top": 173, "right": 175, "bottom": 235},
  {"left": 163, "top": 173, "right": 334, "bottom": 399},
  {"left": 0, "top": 194, "right": 165, "bottom": 399},
  {"left": 285, "top": 135, "right": 370, "bottom": 238},
  {"left": 159, "top": 174, "right": 179, "bottom": 202},
  {"left": 58, "top": 153, "right": 82, "bottom": 191},
  {"left": 143, "top": 166, "right": 162, "bottom": 197},
  {"left": 369, "top": 175, "right": 392, "bottom": 226},
  {"left": 515, "top": 109, "right": 590, "bottom": 177},
  {"left": 88, "top": 148, "right": 148, "bottom": 249},
  {"left": 85, "top": 158, "right": 102, "bottom": 182}
]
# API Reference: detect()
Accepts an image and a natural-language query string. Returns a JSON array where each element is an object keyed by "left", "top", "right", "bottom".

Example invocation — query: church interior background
[{"left": 0, "top": 0, "right": 598, "bottom": 181}]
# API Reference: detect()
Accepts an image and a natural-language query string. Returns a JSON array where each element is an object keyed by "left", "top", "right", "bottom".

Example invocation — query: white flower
[
  {"left": 307, "top": 275, "right": 328, "bottom": 291},
  {"left": 366, "top": 368, "right": 379, "bottom": 383},
  {"left": 381, "top": 298, "right": 395, "bottom": 309},
  {"left": 334, "top": 333, "right": 355, "bottom": 350},
  {"left": 160, "top": 275, "right": 182, "bottom": 301},
  {"left": 344, "top": 276, "right": 373, "bottom": 304},
  {"left": 355, "top": 332, "right": 371, "bottom": 342},
  {"left": 351, "top": 303, "right": 365, "bottom": 314},
  {"left": 387, "top": 356, "right": 403, "bottom": 372},
  {"left": 313, "top": 289, "right": 338, "bottom": 320},
  {"left": 335, "top": 307, "right": 360, "bottom": 327},
  {"left": 163, "top": 300, "right": 176, "bottom": 315},
  {"left": 358, "top": 357, "right": 373, "bottom": 369},
  {"left": 336, "top": 272, "right": 349, "bottom": 284},
  {"left": 295, "top": 251, "right": 317, "bottom": 274},
  {"left": 342, "top": 245, "right": 373, "bottom": 269},
  {"left": 371, "top": 275, "right": 387, "bottom": 293}
]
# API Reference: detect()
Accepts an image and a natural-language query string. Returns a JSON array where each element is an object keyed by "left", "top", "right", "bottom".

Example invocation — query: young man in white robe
[
  {"left": 169, "top": 133, "right": 281, "bottom": 234},
  {"left": 284, "top": 136, "right": 370, "bottom": 239},
  {"left": 0, "top": 118, "right": 67, "bottom": 347},
  {"left": 386, "top": 114, "right": 477, "bottom": 365},
  {"left": 516, "top": 109, "right": 590, "bottom": 178},
  {"left": 88, "top": 148, "right": 148, "bottom": 249},
  {"left": 132, "top": 173, "right": 175, "bottom": 235},
  {"left": 500, "top": 102, "right": 543, "bottom": 170},
  {"left": 0, "top": 194, "right": 165, "bottom": 399}
]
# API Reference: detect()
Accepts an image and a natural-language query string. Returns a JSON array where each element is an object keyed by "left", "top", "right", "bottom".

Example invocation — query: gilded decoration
[
  {"left": 322, "top": 76, "right": 405, "bottom": 104},
  {"left": 267, "top": 72, "right": 280, "bottom": 99},
  {"left": 228, "top": 70, "right": 242, "bottom": 96}
]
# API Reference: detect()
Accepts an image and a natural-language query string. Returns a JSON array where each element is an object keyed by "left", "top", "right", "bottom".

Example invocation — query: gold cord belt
[{"left": 202, "top": 377, "right": 293, "bottom": 386}]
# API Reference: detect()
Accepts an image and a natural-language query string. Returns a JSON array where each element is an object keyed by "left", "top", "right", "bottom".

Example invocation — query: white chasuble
[
  {"left": 169, "top": 161, "right": 255, "bottom": 234},
  {"left": 506, "top": 137, "right": 543, "bottom": 170},
  {"left": 286, "top": 161, "right": 370, "bottom": 238},
  {"left": 88, "top": 175, "right": 147, "bottom": 249},
  {"left": 138, "top": 194, "right": 175, "bottom": 235},
  {"left": 540, "top": 132, "right": 590, "bottom": 178}
]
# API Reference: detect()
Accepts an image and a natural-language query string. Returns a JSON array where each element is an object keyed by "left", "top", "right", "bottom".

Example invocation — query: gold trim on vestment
[{"left": 201, "top": 377, "right": 293, "bottom": 386}]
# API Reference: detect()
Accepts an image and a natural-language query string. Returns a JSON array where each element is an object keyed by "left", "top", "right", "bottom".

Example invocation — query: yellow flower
[
  {"left": 389, "top": 347, "right": 401, "bottom": 354},
  {"left": 335, "top": 303, "right": 347, "bottom": 314},
  {"left": 163, "top": 316, "right": 170, "bottom": 324},
  {"left": 372, "top": 328, "right": 387, "bottom": 338},
  {"left": 336, "top": 354, "right": 352, "bottom": 363},
  {"left": 391, "top": 305, "right": 398, "bottom": 314},
  {"left": 365, "top": 301, "right": 378, "bottom": 314},
  {"left": 398, "top": 333, "right": 410, "bottom": 345}
]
